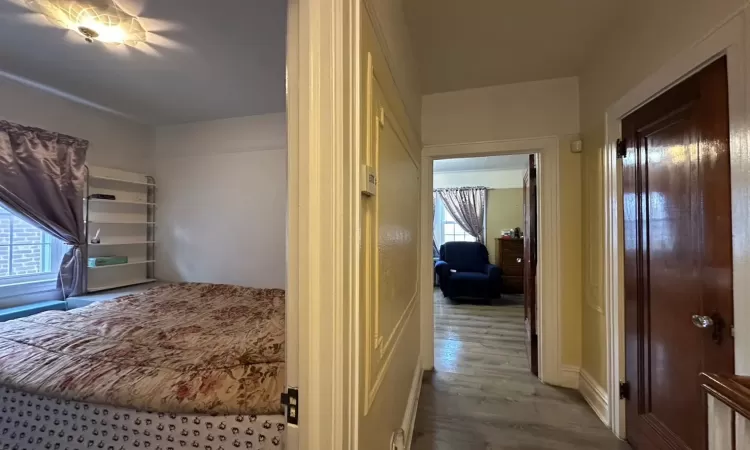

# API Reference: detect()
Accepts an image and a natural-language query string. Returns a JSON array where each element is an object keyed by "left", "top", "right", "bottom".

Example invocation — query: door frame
[
  {"left": 420, "top": 136, "right": 575, "bottom": 387},
  {"left": 286, "top": 0, "right": 360, "bottom": 448},
  {"left": 603, "top": 8, "right": 750, "bottom": 439}
]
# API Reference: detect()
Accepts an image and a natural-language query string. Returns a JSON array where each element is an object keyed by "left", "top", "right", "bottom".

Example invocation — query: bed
[{"left": 0, "top": 282, "right": 286, "bottom": 450}]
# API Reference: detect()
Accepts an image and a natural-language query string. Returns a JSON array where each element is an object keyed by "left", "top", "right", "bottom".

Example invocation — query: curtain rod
[{"left": 433, "top": 186, "right": 488, "bottom": 191}]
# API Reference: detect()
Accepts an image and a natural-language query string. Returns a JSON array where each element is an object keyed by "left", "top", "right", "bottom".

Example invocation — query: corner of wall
[
  {"left": 152, "top": 114, "right": 287, "bottom": 288},
  {"left": 556, "top": 133, "right": 583, "bottom": 370},
  {"left": 579, "top": 368, "right": 609, "bottom": 427}
]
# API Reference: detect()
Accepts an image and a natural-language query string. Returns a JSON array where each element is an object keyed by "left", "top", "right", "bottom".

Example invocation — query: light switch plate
[{"left": 361, "top": 164, "right": 377, "bottom": 196}]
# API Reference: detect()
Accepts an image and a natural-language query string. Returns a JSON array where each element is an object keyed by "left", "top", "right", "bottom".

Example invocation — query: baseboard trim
[
  {"left": 579, "top": 369, "right": 610, "bottom": 427},
  {"left": 559, "top": 364, "right": 580, "bottom": 389},
  {"left": 402, "top": 359, "right": 424, "bottom": 449}
]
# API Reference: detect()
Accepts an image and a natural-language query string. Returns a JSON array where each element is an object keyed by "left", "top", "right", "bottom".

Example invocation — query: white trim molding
[
  {"left": 285, "top": 0, "right": 360, "bottom": 448},
  {"left": 433, "top": 168, "right": 526, "bottom": 189},
  {"left": 580, "top": 369, "right": 609, "bottom": 427},
  {"left": 420, "top": 136, "right": 567, "bottom": 386},
  {"left": 603, "top": 8, "right": 750, "bottom": 439},
  {"left": 560, "top": 364, "right": 581, "bottom": 389},
  {"left": 402, "top": 360, "right": 424, "bottom": 450}
]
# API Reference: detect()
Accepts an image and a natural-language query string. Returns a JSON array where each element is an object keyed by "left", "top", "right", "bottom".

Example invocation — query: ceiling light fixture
[{"left": 24, "top": 0, "right": 147, "bottom": 46}]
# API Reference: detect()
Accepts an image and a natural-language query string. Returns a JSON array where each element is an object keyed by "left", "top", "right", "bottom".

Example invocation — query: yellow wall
[
  {"left": 486, "top": 188, "right": 523, "bottom": 263},
  {"left": 580, "top": 139, "right": 606, "bottom": 384},
  {"left": 362, "top": 0, "right": 422, "bottom": 128},
  {"left": 421, "top": 77, "right": 583, "bottom": 372},
  {"left": 358, "top": 4, "right": 422, "bottom": 450},
  {"left": 558, "top": 134, "right": 583, "bottom": 368},
  {"left": 578, "top": 0, "right": 743, "bottom": 388}
]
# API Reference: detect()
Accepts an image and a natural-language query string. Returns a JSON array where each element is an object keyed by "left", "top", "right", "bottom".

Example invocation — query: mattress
[
  {"left": 0, "top": 386, "right": 285, "bottom": 450},
  {"left": 0, "top": 283, "right": 286, "bottom": 415}
]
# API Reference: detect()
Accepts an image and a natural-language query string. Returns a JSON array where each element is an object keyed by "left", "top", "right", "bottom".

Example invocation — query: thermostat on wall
[{"left": 361, "top": 164, "right": 377, "bottom": 196}]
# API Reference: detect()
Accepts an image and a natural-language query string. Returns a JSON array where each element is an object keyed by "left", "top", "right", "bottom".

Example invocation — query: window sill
[
  {"left": 0, "top": 300, "right": 66, "bottom": 322},
  {"left": 0, "top": 281, "right": 63, "bottom": 309},
  {"left": 0, "top": 276, "right": 56, "bottom": 293}
]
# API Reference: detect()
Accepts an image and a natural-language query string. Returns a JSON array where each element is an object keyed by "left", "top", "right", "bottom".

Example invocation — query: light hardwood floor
[{"left": 411, "top": 290, "right": 630, "bottom": 450}]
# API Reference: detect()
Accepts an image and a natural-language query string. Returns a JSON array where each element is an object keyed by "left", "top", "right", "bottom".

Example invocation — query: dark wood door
[
  {"left": 623, "top": 56, "right": 734, "bottom": 450},
  {"left": 523, "top": 154, "right": 538, "bottom": 376}
]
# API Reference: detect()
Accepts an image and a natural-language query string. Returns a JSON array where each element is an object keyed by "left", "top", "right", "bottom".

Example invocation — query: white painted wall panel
[
  {"left": 433, "top": 169, "right": 525, "bottom": 189},
  {"left": 422, "top": 77, "right": 580, "bottom": 145},
  {"left": 153, "top": 113, "right": 287, "bottom": 289},
  {"left": 0, "top": 77, "right": 151, "bottom": 173}
]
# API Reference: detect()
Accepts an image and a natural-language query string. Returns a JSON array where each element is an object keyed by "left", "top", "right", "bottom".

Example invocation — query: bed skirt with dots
[{"left": 0, "top": 387, "right": 286, "bottom": 450}]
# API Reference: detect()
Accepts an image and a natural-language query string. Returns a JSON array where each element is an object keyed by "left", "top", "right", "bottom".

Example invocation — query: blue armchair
[{"left": 435, "top": 242, "right": 501, "bottom": 300}]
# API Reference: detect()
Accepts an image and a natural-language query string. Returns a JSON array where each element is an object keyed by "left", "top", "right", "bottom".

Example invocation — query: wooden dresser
[{"left": 495, "top": 238, "right": 524, "bottom": 294}]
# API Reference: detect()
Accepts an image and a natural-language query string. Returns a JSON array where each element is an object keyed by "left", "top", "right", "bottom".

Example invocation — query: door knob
[
  {"left": 692, "top": 313, "right": 725, "bottom": 344},
  {"left": 517, "top": 258, "right": 522, "bottom": 263},
  {"left": 692, "top": 315, "right": 714, "bottom": 328}
]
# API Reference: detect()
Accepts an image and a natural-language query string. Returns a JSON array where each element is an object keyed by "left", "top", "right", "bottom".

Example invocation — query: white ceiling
[
  {"left": 0, "top": 0, "right": 287, "bottom": 124},
  {"left": 405, "top": 0, "right": 624, "bottom": 94},
  {"left": 433, "top": 154, "right": 529, "bottom": 173}
]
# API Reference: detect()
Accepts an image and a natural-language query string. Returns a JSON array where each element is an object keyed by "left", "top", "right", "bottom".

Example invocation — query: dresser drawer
[
  {"left": 495, "top": 238, "right": 525, "bottom": 292},
  {"left": 501, "top": 275, "right": 524, "bottom": 294},
  {"left": 501, "top": 252, "right": 524, "bottom": 276}
]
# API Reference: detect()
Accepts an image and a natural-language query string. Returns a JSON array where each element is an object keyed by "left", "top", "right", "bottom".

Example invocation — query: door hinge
[
  {"left": 616, "top": 138, "right": 627, "bottom": 158},
  {"left": 619, "top": 381, "right": 630, "bottom": 400},
  {"left": 280, "top": 387, "right": 299, "bottom": 425}
]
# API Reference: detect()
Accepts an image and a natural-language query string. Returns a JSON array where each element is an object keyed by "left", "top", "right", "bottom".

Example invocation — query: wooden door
[
  {"left": 523, "top": 155, "right": 538, "bottom": 376},
  {"left": 623, "top": 56, "right": 734, "bottom": 450}
]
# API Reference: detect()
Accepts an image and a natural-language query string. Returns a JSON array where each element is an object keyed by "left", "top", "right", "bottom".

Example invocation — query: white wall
[
  {"left": 433, "top": 168, "right": 525, "bottom": 189},
  {"left": 152, "top": 113, "right": 286, "bottom": 289},
  {"left": 422, "top": 76, "right": 579, "bottom": 145},
  {"left": 0, "top": 77, "right": 151, "bottom": 173},
  {"left": 0, "top": 75, "right": 287, "bottom": 290}
]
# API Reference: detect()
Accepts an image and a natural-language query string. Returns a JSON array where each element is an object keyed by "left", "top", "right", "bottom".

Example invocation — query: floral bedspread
[{"left": 0, "top": 283, "right": 285, "bottom": 415}]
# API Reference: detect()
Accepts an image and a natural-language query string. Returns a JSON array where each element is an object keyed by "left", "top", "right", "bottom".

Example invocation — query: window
[
  {"left": 433, "top": 196, "right": 480, "bottom": 248},
  {"left": 442, "top": 211, "right": 475, "bottom": 243},
  {"left": 0, "top": 205, "right": 67, "bottom": 307}
]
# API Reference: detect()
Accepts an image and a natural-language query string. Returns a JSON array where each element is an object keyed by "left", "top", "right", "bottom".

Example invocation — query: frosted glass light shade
[{"left": 24, "top": 0, "right": 146, "bottom": 46}]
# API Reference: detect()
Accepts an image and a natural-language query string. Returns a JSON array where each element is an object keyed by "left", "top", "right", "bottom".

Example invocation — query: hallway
[{"left": 411, "top": 290, "right": 629, "bottom": 450}]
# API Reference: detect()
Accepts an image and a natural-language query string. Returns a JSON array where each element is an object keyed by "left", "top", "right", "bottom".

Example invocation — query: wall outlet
[{"left": 390, "top": 428, "right": 406, "bottom": 450}]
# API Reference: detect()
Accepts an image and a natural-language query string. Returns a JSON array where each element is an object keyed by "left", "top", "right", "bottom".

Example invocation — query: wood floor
[{"left": 411, "top": 290, "right": 630, "bottom": 450}]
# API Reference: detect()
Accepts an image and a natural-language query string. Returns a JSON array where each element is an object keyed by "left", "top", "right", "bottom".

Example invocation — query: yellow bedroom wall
[
  {"left": 558, "top": 134, "right": 583, "bottom": 368},
  {"left": 422, "top": 79, "right": 583, "bottom": 372},
  {"left": 578, "top": 0, "right": 744, "bottom": 389},
  {"left": 358, "top": 2, "right": 423, "bottom": 450},
  {"left": 486, "top": 188, "right": 523, "bottom": 263}
]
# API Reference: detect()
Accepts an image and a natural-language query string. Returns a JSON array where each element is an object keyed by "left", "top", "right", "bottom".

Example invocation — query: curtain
[
  {"left": 432, "top": 191, "right": 439, "bottom": 256},
  {"left": 0, "top": 121, "right": 89, "bottom": 297},
  {"left": 436, "top": 187, "right": 487, "bottom": 244}
]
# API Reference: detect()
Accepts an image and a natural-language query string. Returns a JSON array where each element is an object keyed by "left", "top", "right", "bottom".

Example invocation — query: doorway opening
[
  {"left": 414, "top": 144, "right": 627, "bottom": 448},
  {"left": 602, "top": 13, "right": 750, "bottom": 440},
  {"left": 431, "top": 154, "right": 537, "bottom": 376},
  {"left": 419, "top": 137, "right": 567, "bottom": 385},
  {"left": 621, "top": 54, "right": 733, "bottom": 450}
]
